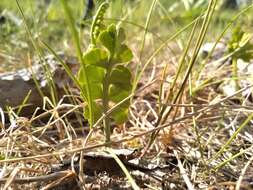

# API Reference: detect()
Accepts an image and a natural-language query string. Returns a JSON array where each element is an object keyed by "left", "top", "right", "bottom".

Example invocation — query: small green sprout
[
  {"left": 227, "top": 27, "right": 253, "bottom": 89},
  {"left": 228, "top": 27, "right": 253, "bottom": 62}
]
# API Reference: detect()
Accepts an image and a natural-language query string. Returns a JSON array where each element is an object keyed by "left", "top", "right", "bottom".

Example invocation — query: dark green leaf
[
  {"left": 111, "top": 106, "right": 129, "bottom": 124},
  {"left": 84, "top": 101, "right": 103, "bottom": 123},
  {"left": 228, "top": 27, "right": 253, "bottom": 62},
  {"left": 114, "top": 44, "right": 133, "bottom": 63},
  {"left": 108, "top": 24, "right": 117, "bottom": 34},
  {"left": 78, "top": 65, "right": 105, "bottom": 99},
  {"left": 98, "top": 24, "right": 117, "bottom": 54},
  {"left": 78, "top": 65, "right": 105, "bottom": 84},
  {"left": 117, "top": 27, "right": 126, "bottom": 43},
  {"left": 83, "top": 48, "right": 108, "bottom": 68},
  {"left": 80, "top": 83, "right": 103, "bottom": 100},
  {"left": 109, "top": 65, "right": 132, "bottom": 89},
  {"left": 109, "top": 84, "right": 131, "bottom": 103}
]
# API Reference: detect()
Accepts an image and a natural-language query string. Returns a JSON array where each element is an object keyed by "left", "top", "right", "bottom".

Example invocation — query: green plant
[
  {"left": 78, "top": 2, "right": 133, "bottom": 143},
  {"left": 227, "top": 26, "right": 253, "bottom": 89}
]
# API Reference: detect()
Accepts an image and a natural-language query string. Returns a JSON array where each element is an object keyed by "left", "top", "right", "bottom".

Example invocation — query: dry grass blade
[
  {"left": 0, "top": 106, "right": 215, "bottom": 163},
  {"left": 235, "top": 154, "right": 253, "bottom": 190},
  {"left": 174, "top": 150, "right": 195, "bottom": 190},
  {"left": 0, "top": 171, "right": 72, "bottom": 184},
  {"left": 3, "top": 167, "right": 20, "bottom": 190},
  {"left": 41, "top": 170, "right": 76, "bottom": 190},
  {"left": 0, "top": 107, "right": 5, "bottom": 127}
]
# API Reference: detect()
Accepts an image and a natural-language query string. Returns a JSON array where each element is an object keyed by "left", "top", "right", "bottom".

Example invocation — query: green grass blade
[
  {"left": 16, "top": 0, "right": 58, "bottom": 105},
  {"left": 133, "top": 0, "right": 157, "bottom": 88},
  {"left": 132, "top": 15, "right": 202, "bottom": 94},
  {"left": 16, "top": 90, "right": 32, "bottom": 116},
  {"left": 143, "top": 0, "right": 218, "bottom": 153},
  {"left": 41, "top": 41, "right": 81, "bottom": 90},
  {"left": 60, "top": 0, "right": 94, "bottom": 127},
  {"left": 107, "top": 148, "right": 140, "bottom": 190},
  {"left": 209, "top": 112, "right": 253, "bottom": 165},
  {"left": 139, "top": 0, "right": 157, "bottom": 61}
]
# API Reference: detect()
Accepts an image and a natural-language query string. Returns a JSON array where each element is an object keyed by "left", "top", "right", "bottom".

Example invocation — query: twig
[
  {"left": 174, "top": 150, "right": 195, "bottom": 190},
  {"left": 235, "top": 154, "right": 253, "bottom": 190},
  {"left": 0, "top": 170, "right": 72, "bottom": 184}
]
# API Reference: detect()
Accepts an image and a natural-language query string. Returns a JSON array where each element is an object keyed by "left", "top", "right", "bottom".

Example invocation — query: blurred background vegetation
[{"left": 0, "top": 0, "right": 252, "bottom": 71}]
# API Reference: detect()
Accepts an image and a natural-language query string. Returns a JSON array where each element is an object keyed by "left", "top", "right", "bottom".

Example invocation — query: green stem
[
  {"left": 103, "top": 62, "right": 113, "bottom": 143},
  {"left": 232, "top": 58, "right": 239, "bottom": 90}
]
